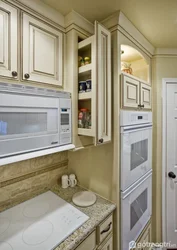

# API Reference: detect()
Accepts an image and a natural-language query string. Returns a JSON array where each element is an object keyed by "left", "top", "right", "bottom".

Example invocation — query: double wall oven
[{"left": 120, "top": 110, "right": 152, "bottom": 250}]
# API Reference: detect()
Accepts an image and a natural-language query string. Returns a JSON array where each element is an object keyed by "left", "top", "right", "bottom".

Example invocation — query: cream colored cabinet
[
  {"left": 22, "top": 13, "right": 63, "bottom": 86},
  {"left": 96, "top": 22, "right": 111, "bottom": 144},
  {"left": 75, "top": 214, "right": 113, "bottom": 250},
  {"left": 77, "top": 22, "right": 111, "bottom": 146},
  {"left": 121, "top": 73, "right": 151, "bottom": 110},
  {"left": 121, "top": 74, "right": 140, "bottom": 109},
  {"left": 75, "top": 231, "right": 97, "bottom": 250},
  {"left": 133, "top": 220, "right": 152, "bottom": 250},
  {"left": 140, "top": 83, "right": 152, "bottom": 109},
  {"left": 0, "top": 1, "right": 18, "bottom": 79},
  {"left": 97, "top": 235, "right": 113, "bottom": 250}
]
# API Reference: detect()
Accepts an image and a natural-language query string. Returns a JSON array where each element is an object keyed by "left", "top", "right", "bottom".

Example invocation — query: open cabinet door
[{"left": 95, "top": 21, "right": 111, "bottom": 144}]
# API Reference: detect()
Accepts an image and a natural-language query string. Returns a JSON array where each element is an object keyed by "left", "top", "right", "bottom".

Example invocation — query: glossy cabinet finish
[
  {"left": 22, "top": 13, "right": 63, "bottom": 86},
  {"left": 0, "top": 1, "right": 18, "bottom": 79}
]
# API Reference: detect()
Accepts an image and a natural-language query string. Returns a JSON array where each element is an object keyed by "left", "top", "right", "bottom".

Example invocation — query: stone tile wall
[{"left": 0, "top": 152, "right": 68, "bottom": 212}]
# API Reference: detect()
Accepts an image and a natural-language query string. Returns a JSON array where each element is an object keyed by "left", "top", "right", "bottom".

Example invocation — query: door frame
[{"left": 162, "top": 78, "right": 177, "bottom": 243}]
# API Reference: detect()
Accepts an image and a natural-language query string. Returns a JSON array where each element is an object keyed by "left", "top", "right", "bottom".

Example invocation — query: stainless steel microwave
[{"left": 0, "top": 82, "right": 72, "bottom": 158}]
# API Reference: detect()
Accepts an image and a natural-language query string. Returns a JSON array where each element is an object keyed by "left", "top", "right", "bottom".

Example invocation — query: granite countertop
[{"left": 51, "top": 185, "right": 116, "bottom": 250}]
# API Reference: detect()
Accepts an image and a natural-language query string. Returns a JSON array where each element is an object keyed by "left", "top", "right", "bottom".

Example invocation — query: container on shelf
[
  {"left": 78, "top": 109, "right": 91, "bottom": 129},
  {"left": 79, "top": 81, "right": 86, "bottom": 93},
  {"left": 84, "top": 57, "right": 91, "bottom": 65},
  {"left": 86, "top": 79, "right": 92, "bottom": 92}
]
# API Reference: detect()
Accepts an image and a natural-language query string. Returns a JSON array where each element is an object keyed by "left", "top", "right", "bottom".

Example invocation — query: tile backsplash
[{"left": 0, "top": 151, "right": 68, "bottom": 212}]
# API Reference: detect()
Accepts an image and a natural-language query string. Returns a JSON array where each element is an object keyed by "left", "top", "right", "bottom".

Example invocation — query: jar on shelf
[
  {"left": 84, "top": 57, "right": 91, "bottom": 65},
  {"left": 78, "top": 109, "right": 91, "bottom": 129}
]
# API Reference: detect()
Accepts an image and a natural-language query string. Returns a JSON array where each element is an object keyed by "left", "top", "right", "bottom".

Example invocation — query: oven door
[
  {"left": 121, "top": 124, "right": 152, "bottom": 191},
  {"left": 121, "top": 170, "right": 152, "bottom": 250}
]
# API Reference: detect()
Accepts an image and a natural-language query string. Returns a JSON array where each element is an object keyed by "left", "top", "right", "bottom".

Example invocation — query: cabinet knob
[
  {"left": 138, "top": 104, "right": 145, "bottom": 108},
  {"left": 24, "top": 73, "right": 30, "bottom": 79},
  {"left": 12, "top": 71, "right": 18, "bottom": 77},
  {"left": 99, "top": 138, "right": 104, "bottom": 143}
]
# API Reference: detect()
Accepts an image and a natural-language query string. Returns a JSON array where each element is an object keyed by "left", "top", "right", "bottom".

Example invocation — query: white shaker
[
  {"left": 61, "top": 175, "right": 71, "bottom": 189},
  {"left": 69, "top": 174, "right": 77, "bottom": 187}
]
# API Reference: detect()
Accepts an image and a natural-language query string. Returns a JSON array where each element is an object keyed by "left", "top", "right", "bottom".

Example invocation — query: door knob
[{"left": 168, "top": 172, "right": 176, "bottom": 179}]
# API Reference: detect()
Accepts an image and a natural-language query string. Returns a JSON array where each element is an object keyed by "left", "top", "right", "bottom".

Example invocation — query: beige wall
[
  {"left": 0, "top": 152, "right": 68, "bottom": 212},
  {"left": 68, "top": 143, "right": 113, "bottom": 200},
  {"left": 152, "top": 56, "right": 177, "bottom": 242},
  {"left": 130, "top": 58, "right": 149, "bottom": 82}
]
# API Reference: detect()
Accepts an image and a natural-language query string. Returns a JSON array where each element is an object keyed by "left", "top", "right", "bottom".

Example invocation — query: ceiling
[{"left": 41, "top": 0, "right": 177, "bottom": 48}]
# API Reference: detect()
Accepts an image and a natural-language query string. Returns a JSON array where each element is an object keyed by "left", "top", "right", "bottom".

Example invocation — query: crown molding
[
  {"left": 154, "top": 48, "right": 177, "bottom": 57},
  {"left": 102, "top": 11, "right": 155, "bottom": 57},
  {"left": 5, "top": 0, "right": 65, "bottom": 32},
  {"left": 65, "top": 10, "right": 94, "bottom": 35}
]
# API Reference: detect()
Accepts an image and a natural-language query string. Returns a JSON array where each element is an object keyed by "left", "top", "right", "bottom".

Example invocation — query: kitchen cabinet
[
  {"left": 131, "top": 220, "right": 152, "bottom": 250},
  {"left": 67, "top": 21, "right": 111, "bottom": 149},
  {"left": 140, "top": 83, "right": 152, "bottom": 109},
  {"left": 97, "top": 234, "right": 113, "bottom": 250},
  {"left": 22, "top": 13, "right": 63, "bottom": 86},
  {"left": 0, "top": 1, "right": 18, "bottom": 79},
  {"left": 121, "top": 72, "right": 152, "bottom": 110},
  {"left": 75, "top": 214, "right": 113, "bottom": 250},
  {"left": 75, "top": 230, "right": 97, "bottom": 250}
]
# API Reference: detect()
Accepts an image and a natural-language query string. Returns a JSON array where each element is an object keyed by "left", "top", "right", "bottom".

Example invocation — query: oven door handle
[{"left": 121, "top": 124, "right": 152, "bottom": 133}]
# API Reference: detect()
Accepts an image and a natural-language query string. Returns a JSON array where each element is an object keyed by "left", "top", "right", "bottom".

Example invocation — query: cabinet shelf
[
  {"left": 78, "top": 128, "right": 94, "bottom": 137},
  {"left": 79, "top": 92, "right": 92, "bottom": 100},
  {"left": 79, "top": 64, "right": 92, "bottom": 75}
]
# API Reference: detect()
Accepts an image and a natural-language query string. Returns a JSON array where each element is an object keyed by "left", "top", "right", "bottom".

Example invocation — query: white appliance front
[
  {"left": 0, "top": 191, "right": 89, "bottom": 250},
  {"left": 0, "top": 83, "right": 71, "bottom": 158},
  {"left": 121, "top": 170, "right": 152, "bottom": 250},
  {"left": 120, "top": 110, "right": 152, "bottom": 191}
]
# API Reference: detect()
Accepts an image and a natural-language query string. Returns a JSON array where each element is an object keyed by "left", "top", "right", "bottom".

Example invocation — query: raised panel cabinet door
[
  {"left": 95, "top": 21, "right": 111, "bottom": 144},
  {"left": 22, "top": 13, "right": 63, "bottom": 86},
  {"left": 121, "top": 74, "right": 140, "bottom": 109},
  {"left": 98, "top": 235, "right": 113, "bottom": 250},
  {"left": 135, "top": 221, "right": 152, "bottom": 250},
  {"left": 75, "top": 231, "right": 96, "bottom": 250},
  {"left": 0, "top": 2, "right": 18, "bottom": 78},
  {"left": 140, "top": 83, "right": 152, "bottom": 109}
]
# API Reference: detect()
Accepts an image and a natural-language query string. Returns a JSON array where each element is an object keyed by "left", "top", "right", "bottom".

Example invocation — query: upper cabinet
[
  {"left": 0, "top": 2, "right": 18, "bottom": 79},
  {"left": 121, "top": 72, "right": 152, "bottom": 110},
  {"left": 0, "top": 1, "right": 64, "bottom": 87},
  {"left": 96, "top": 22, "right": 111, "bottom": 144},
  {"left": 65, "top": 20, "right": 112, "bottom": 148},
  {"left": 77, "top": 22, "right": 111, "bottom": 146},
  {"left": 22, "top": 14, "right": 63, "bottom": 86}
]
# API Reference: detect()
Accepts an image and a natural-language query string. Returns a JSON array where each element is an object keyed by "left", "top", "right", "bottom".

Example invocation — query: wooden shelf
[
  {"left": 79, "top": 64, "right": 92, "bottom": 75},
  {"left": 79, "top": 92, "right": 92, "bottom": 100},
  {"left": 78, "top": 36, "right": 93, "bottom": 50},
  {"left": 78, "top": 128, "right": 94, "bottom": 137}
]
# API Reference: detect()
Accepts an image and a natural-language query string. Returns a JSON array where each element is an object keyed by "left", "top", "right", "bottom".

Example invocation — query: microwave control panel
[{"left": 59, "top": 98, "right": 71, "bottom": 145}]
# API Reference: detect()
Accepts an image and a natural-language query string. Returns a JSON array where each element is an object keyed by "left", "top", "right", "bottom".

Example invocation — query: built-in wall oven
[
  {"left": 120, "top": 110, "right": 152, "bottom": 191},
  {"left": 120, "top": 110, "right": 152, "bottom": 250}
]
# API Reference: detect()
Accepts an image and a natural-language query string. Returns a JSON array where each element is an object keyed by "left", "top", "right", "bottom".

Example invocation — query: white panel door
[
  {"left": 166, "top": 84, "right": 177, "bottom": 246},
  {"left": 95, "top": 21, "right": 111, "bottom": 144},
  {"left": 0, "top": 2, "right": 18, "bottom": 78},
  {"left": 140, "top": 83, "right": 152, "bottom": 109},
  {"left": 121, "top": 74, "right": 140, "bottom": 109},
  {"left": 22, "top": 13, "right": 63, "bottom": 86}
]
